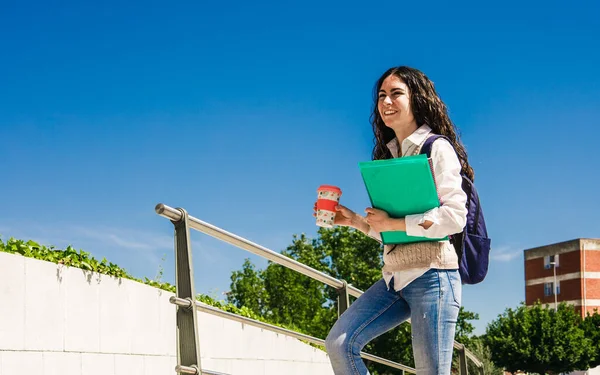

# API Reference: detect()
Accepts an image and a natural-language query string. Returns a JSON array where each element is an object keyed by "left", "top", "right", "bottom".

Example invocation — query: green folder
[{"left": 358, "top": 154, "right": 447, "bottom": 245}]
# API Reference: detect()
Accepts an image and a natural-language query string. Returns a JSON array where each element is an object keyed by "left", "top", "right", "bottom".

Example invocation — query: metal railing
[{"left": 156, "top": 203, "right": 484, "bottom": 375}]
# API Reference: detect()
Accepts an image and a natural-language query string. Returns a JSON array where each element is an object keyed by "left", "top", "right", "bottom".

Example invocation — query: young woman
[{"left": 320, "top": 66, "right": 472, "bottom": 375}]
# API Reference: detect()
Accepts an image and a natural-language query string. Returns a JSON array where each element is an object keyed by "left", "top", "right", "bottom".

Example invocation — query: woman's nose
[{"left": 383, "top": 96, "right": 392, "bottom": 105}]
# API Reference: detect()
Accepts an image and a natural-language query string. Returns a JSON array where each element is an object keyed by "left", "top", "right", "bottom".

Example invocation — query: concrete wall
[{"left": 0, "top": 252, "right": 333, "bottom": 375}]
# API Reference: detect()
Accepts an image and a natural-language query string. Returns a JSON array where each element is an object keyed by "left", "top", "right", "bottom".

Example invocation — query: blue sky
[{"left": 1, "top": 0, "right": 599, "bottom": 334}]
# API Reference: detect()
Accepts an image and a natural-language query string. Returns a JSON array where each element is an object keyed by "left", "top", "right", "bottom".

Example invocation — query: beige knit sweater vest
[{"left": 382, "top": 241, "right": 458, "bottom": 273}]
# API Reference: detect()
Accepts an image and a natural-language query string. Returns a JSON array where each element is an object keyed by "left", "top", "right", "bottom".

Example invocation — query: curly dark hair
[{"left": 370, "top": 66, "right": 474, "bottom": 181}]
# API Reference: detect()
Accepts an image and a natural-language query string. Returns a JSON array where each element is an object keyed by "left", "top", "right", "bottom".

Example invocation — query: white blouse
[{"left": 366, "top": 124, "right": 468, "bottom": 291}]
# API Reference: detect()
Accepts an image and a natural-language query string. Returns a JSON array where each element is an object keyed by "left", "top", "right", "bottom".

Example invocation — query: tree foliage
[
  {"left": 581, "top": 310, "right": 600, "bottom": 368},
  {"left": 465, "top": 336, "right": 505, "bottom": 375},
  {"left": 485, "top": 301, "right": 595, "bottom": 374},
  {"left": 456, "top": 307, "right": 479, "bottom": 348}
]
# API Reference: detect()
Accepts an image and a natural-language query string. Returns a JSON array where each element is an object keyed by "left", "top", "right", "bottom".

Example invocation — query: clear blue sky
[{"left": 1, "top": 0, "right": 599, "bottom": 335}]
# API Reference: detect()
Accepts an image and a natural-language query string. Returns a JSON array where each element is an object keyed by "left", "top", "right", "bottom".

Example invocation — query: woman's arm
[
  {"left": 404, "top": 138, "right": 468, "bottom": 238},
  {"left": 319, "top": 204, "right": 382, "bottom": 243},
  {"left": 364, "top": 138, "right": 466, "bottom": 239},
  {"left": 351, "top": 212, "right": 383, "bottom": 243}
]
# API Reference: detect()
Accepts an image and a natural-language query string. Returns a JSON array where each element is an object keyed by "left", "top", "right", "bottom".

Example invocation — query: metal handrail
[
  {"left": 155, "top": 203, "right": 364, "bottom": 298},
  {"left": 156, "top": 203, "right": 483, "bottom": 373},
  {"left": 454, "top": 342, "right": 483, "bottom": 368}
]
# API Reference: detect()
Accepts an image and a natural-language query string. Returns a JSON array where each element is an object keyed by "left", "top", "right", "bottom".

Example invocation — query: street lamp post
[{"left": 550, "top": 255, "right": 557, "bottom": 311}]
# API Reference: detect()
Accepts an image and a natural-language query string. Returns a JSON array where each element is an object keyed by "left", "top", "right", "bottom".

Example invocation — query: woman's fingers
[{"left": 337, "top": 204, "right": 352, "bottom": 215}]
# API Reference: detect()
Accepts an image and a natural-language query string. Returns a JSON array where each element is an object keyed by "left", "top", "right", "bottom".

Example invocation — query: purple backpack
[{"left": 421, "top": 135, "right": 491, "bottom": 285}]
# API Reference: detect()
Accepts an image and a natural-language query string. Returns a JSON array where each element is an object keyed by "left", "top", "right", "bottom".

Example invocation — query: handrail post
[
  {"left": 172, "top": 208, "right": 202, "bottom": 374},
  {"left": 458, "top": 344, "right": 468, "bottom": 375},
  {"left": 337, "top": 279, "right": 350, "bottom": 316}
]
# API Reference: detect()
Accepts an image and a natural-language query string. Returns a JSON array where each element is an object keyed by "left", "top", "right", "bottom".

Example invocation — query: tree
[
  {"left": 485, "top": 301, "right": 594, "bottom": 374},
  {"left": 229, "top": 233, "right": 335, "bottom": 338},
  {"left": 456, "top": 307, "right": 479, "bottom": 348},
  {"left": 464, "top": 336, "right": 504, "bottom": 375},
  {"left": 229, "top": 259, "right": 268, "bottom": 316},
  {"left": 228, "top": 226, "right": 481, "bottom": 374},
  {"left": 581, "top": 310, "right": 600, "bottom": 368}
]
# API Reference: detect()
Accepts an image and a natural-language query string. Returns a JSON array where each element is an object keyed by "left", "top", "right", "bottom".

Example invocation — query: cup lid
[{"left": 317, "top": 185, "right": 342, "bottom": 195}]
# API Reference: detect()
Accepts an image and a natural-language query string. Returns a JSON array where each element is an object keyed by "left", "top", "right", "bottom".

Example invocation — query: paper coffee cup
[{"left": 316, "top": 185, "right": 342, "bottom": 228}]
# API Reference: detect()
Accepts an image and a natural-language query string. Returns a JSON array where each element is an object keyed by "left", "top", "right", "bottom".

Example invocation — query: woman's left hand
[{"left": 364, "top": 207, "right": 392, "bottom": 232}]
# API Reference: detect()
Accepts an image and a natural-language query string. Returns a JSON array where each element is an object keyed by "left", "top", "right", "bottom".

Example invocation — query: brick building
[{"left": 524, "top": 238, "right": 600, "bottom": 316}]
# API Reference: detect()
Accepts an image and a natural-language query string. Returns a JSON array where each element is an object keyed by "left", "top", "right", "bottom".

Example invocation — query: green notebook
[{"left": 358, "top": 154, "right": 447, "bottom": 245}]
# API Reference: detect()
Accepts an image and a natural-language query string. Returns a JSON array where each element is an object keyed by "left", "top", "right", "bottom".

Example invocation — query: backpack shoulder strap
[{"left": 420, "top": 134, "right": 448, "bottom": 158}]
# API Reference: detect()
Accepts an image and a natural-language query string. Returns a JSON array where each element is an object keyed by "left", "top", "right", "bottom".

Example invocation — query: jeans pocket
[{"left": 446, "top": 271, "right": 462, "bottom": 307}]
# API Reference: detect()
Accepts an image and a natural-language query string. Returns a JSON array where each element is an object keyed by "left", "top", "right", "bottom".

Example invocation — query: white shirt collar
[{"left": 385, "top": 124, "right": 433, "bottom": 158}]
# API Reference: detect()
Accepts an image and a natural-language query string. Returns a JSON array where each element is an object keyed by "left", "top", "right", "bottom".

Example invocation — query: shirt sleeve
[
  {"left": 367, "top": 227, "right": 382, "bottom": 243},
  {"left": 405, "top": 138, "right": 468, "bottom": 239}
]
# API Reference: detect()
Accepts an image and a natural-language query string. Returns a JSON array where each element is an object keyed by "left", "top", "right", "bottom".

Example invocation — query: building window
[
  {"left": 544, "top": 282, "right": 560, "bottom": 296},
  {"left": 544, "top": 254, "right": 560, "bottom": 269}
]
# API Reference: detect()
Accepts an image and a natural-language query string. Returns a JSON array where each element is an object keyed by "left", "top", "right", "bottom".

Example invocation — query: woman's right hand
[{"left": 313, "top": 202, "right": 357, "bottom": 227}]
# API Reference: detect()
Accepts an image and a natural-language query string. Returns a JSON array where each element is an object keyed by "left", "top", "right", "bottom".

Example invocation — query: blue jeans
[{"left": 325, "top": 269, "right": 461, "bottom": 375}]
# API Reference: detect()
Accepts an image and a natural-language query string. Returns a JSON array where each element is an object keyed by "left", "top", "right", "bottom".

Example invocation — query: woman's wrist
[
  {"left": 351, "top": 213, "right": 370, "bottom": 234},
  {"left": 385, "top": 217, "right": 406, "bottom": 232}
]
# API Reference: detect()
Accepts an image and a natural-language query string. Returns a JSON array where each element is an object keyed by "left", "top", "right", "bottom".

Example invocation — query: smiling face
[{"left": 377, "top": 74, "right": 417, "bottom": 133}]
